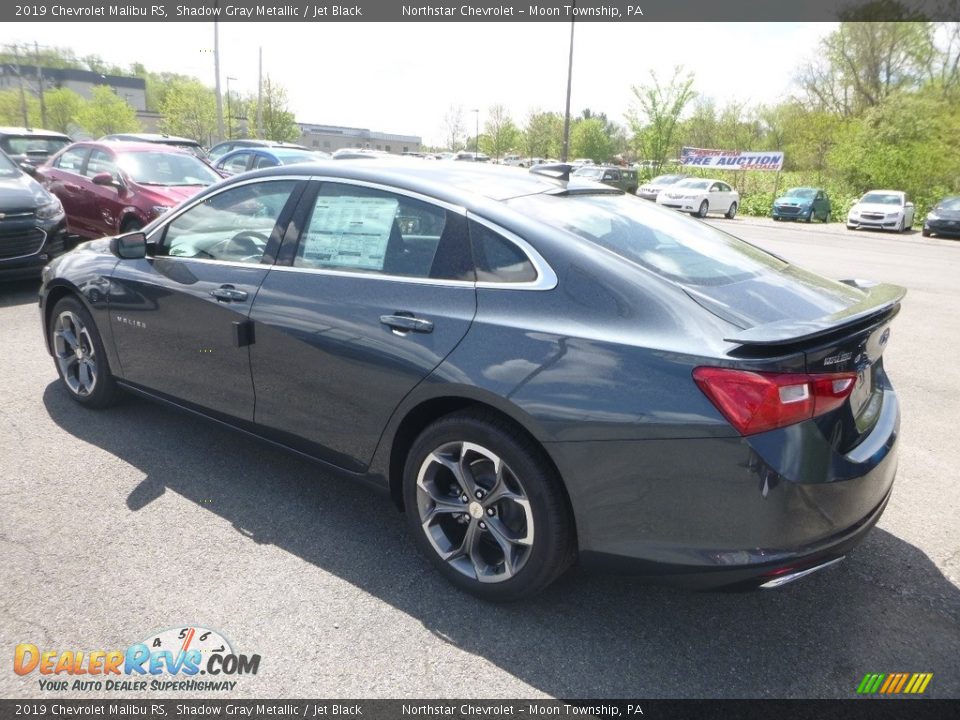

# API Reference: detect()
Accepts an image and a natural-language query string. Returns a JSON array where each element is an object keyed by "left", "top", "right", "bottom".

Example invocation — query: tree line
[{"left": 0, "top": 44, "right": 300, "bottom": 145}]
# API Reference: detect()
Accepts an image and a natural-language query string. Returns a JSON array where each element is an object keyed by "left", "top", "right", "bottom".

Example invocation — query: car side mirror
[
  {"left": 110, "top": 231, "right": 147, "bottom": 259},
  {"left": 19, "top": 162, "right": 37, "bottom": 177},
  {"left": 92, "top": 172, "right": 118, "bottom": 187}
]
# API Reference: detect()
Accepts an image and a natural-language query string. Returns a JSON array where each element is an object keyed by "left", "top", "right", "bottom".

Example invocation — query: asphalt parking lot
[{"left": 1, "top": 217, "right": 958, "bottom": 699}]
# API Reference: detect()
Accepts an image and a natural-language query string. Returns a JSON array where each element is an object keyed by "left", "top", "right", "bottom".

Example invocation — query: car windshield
[
  {"left": 117, "top": 151, "right": 220, "bottom": 186},
  {"left": 1, "top": 136, "right": 70, "bottom": 156},
  {"left": 784, "top": 188, "right": 817, "bottom": 199},
  {"left": 937, "top": 197, "right": 960, "bottom": 211},
  {"left": 861, "top": 193, "right": 901, "bottom": 205},
  {"left": 574, "top": 167, "right": 604, "bottom": 178},
  {"left": 650, "top": 175, "right": 684, "bottom": 185},
  {"left": 675, "top": 179, "right": 709, "bottom": 190},
  {"left": 508, "top": 193, "right": 787, "bottom": 286},
  {"left": 0, "top": 152, "right": 20, "bottom": 176}
]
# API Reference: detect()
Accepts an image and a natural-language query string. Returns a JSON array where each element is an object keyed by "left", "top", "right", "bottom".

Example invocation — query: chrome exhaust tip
[{"left": 759, "top": 556, "right": 845, "bottom": 589}]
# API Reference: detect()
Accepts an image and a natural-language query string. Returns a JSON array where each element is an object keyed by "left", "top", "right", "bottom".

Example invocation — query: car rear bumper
[{"left": 548, "top": 387, "right": 899, "bottom": 588}]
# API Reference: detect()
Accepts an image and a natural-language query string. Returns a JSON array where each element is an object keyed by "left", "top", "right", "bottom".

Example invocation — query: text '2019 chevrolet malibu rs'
[{"left": 39, "top": 161, "right": 903, "bottom": 600}]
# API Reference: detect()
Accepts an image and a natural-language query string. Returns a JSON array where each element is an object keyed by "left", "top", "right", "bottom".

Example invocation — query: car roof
[
  {"left": 0, "top": 126, "right": 70, "bottom": 139},
  {"left": 216, "top": 158, "right": 609, "bottom": 204},
  {"left": 102, "top": 133, "right": 201, "bottom": 144},
  {"left": 74, "top": 140, "right": 194, "bottom": 154}
]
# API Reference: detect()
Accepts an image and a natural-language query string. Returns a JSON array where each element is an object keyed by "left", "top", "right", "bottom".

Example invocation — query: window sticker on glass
[{"left": 301, "top": 196, "right": 399, "bottom": 271}]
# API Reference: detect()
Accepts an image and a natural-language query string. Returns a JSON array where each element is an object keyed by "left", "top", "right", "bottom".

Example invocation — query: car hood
[
  {"left": 930, "top": 206, "right": 960, "bottom": 219},
  {"left": 137, "top": 184, "right": 210, "bottom": 207},
  {"left": 774, "top": 195, "right": 815, "bottom": 205},
  {"left": 852, "top": 202, "right": 902, "bottom": 214},
  {"left": 0, "top": 171, "right": 50, "bottom": 211}
]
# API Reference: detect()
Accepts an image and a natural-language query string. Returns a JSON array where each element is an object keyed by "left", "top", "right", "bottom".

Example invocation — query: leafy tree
[
  {"left": 480, "top": 104, "right": 520, "bottom": 160},
  {"left": 159, "top": 79, "right": 218, "bottom": 145},
  {"left": 442, "top": 105, "right": 465, "bottom": 151},
  {"left": 76, "top": 86, "right": 140, "bottom": 136},
  {"left": 255, "top": 76, "right": 299, "bottom": 142},
  {"left": 43, "top": 88, "right": 84, "bottom": 134},
  {"left": 798, "top": 21, "right": 935, "bottom": 115},
  {"left": 0, "top": 89, "right": 40, "bottom": 126},
  {"left": 570, "top": 117, "right": 613, "bottom": 162},
  {"left": 627, "top": 66, "right": 696, "bottom": 170},
  {"left": 524, "top": 110, "right": 563, "bottom": 158}
]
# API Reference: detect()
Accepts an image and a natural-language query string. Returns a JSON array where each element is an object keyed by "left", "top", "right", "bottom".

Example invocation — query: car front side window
[
  {"left": 56, "top": 147, "right": 88, "bottom": 174},
  {"left": 159, "top": 180, "right": 297, "bottom": 264}
]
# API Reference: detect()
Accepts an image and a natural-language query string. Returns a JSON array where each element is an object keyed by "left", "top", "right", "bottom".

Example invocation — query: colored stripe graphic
[{"left": 857, "top": 672, "right": 933, "bottom": 694}]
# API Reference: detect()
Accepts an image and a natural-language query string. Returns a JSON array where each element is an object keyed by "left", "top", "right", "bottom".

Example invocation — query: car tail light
[{"left": 692, "top": 367, "right": 858, "bottom": 435}]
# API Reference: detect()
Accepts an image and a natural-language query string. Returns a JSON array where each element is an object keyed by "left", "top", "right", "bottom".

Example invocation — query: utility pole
[
  {"left": 214, "top": 20, "right": 224, "bottom": 142},
  {"left": 12, "top": 44, "right": 29, "bottom": 127},
  {"left": 34, "top": 41, "right": 47, "bottom": 128},
  {"left": 256, "top": 46, "right": 263, "bottom": 138}
]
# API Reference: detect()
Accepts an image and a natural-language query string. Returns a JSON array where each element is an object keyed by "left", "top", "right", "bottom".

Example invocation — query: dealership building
[{"left": 297, "top": 122, "right": 422, "bottom": 154}]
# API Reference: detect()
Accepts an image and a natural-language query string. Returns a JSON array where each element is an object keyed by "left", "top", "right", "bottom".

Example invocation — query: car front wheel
[
  {"left": 697, "top": 200, "right": 709, "bottom": 218},
  {"left": 403, "top": 411, "right": 574, "bottom": 600},
  {"left": 726, "top": 202, "right": 738, "bottom": 219},
  {"left": 49, "top": 296, "right": 119, "bottom": 408}
]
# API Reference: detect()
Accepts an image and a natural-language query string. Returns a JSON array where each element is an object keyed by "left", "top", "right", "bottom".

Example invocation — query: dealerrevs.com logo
[{"left": 13, "top": 626, "right": 260, "bottom": 692}]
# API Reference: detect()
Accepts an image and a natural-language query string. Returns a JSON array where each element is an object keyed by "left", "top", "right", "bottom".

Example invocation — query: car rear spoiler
[{"left": 723, "top": 282, "right": 907, "bottom": 346}]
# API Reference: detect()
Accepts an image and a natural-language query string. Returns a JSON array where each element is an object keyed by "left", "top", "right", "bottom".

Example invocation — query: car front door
[
  {"left": 81, "top": 148, "right": 125, "bottom": 236},
  {"left": 108, "top": 177, "right": 304, "bottom": 421},
  {"left": 707, "top": 182, "right": 724, "bottom": 212},
  {"left": 248, "top": 179, "right": 477, "bottom": 471}
]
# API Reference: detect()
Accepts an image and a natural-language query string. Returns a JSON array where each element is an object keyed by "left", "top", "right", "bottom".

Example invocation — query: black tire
[
  {"left": 823, "top": 211, "right": 831, "bottom": 223},
  {"left": 48, "top": 296, "right": 120, "bottom": 408},
  {"left": 804, "top": 209, "right": 813, "bottom": 223},
  {"left": 697, "top": 200, "right": 709, "bottom": 218},
  {"left": 403, "top": 410, "right": 574, "bottom": 601},
  {"left": 725, "top": 202, "right": 738, "bottom": 219},
  {"left": 922, "top": 228, "right": 931, "bottom": 237},
  {"left": 896, "top": 217, "right": 905, "bottom": 233}
]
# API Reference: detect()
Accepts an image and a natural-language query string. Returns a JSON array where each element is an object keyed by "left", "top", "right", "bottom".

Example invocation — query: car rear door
[
  {"left": 248, "top": 179, "right": 477, "bottom": 471},
  {"left": 108, "top": 177, "right": 305, "bottom": 421},
  {"left": 41, "top": 145, "right": 91, "bottom": 236}
]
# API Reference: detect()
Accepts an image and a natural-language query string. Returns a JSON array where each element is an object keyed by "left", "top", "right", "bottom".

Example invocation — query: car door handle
[
  {"left": 210, "top": 285, "right": 248, "bottom": 302},
  {"left": 380, "top": 314, "right": 434, "bottom": 334}
]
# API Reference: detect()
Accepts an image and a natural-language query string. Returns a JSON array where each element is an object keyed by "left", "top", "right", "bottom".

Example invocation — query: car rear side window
[
  {"left": 294, "top": 183, "right": 473, "bottom": 281},
  {"left": 469, "top": 221, "right": 537, "bottom": 283},
  {"left": 507, "top": 193, "right": 787, "bottom": 287}
]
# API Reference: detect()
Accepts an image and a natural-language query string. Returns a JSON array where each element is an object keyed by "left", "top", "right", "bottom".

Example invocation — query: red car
[{"left": 37, "top": 141, "right": 221, "bottom": 239}]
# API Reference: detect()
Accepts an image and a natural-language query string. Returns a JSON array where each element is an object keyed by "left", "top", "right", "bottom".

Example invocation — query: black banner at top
[{"left": 5, "top": 0, "right": 960, "bottom": 23}]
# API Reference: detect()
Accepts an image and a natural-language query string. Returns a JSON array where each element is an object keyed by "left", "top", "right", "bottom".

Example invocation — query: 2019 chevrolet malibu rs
[{"left": 39, "top": 161, "right": 903, "bottom": 600}]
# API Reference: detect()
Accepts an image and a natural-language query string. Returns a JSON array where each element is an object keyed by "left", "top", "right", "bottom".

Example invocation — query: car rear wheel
[
  {"left": 403, "top": 411, "right": 574, "bottom": 600},
  {"left": 49, "top": 296, "right": 119, "bottom": 408},
  {"left": 726, "top": 202, "right": 738, "bottom": 219},
  {"left": 697, "top": 200, "right": 709, "bottom": 218}
]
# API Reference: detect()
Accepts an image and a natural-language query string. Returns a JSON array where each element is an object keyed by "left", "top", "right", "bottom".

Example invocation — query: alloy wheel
[
  {"left": 53, "top": 310, "right": 98, "bottom": 397},
  {"left": 416, "top": 441, "right": 534, "bottom": 584}
]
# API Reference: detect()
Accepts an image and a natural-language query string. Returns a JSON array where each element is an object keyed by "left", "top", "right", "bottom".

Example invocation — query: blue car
[
  {"left": 214, "top": 146, "right": 331, "bottom": 176},
  {"left": 772, "top": 187, "right": 831, "bottom": 222},
  {"left": 38, "top": 161, "right": 902, "bottom": 600}
]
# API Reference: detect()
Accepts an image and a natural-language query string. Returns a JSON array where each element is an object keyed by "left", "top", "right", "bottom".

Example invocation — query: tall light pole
[
  {"left": 226, "top": 76, "right": 238, "bottom": 139},
  {"left": 471, "top": 108, "right": 479, "bottom": 157},
  {"left": 562, "top": 8, "right": 576, "bottom": 162},
  {"left": 214, "top": 19, "right": 224, "bottom": 142}
]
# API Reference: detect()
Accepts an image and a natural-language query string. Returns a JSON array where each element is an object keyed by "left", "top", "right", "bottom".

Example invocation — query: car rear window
[
  {"left": 507, "top": 193, "right": 787, "bottom": 287},
  {"left": 1, "top": 136, "right": 70, "bottom": 156}
]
